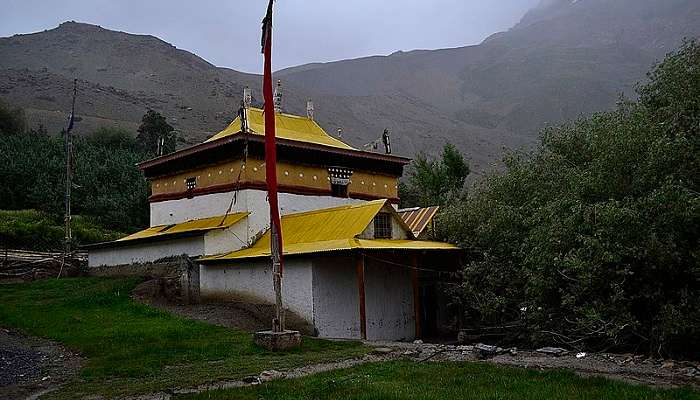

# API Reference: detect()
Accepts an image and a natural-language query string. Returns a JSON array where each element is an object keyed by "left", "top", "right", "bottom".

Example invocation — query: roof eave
[
  {"left": 138, "top": 133, "right": 411, "bottom": 172},
  {"left": 82, "top": 229, "right": 211, "bottom": 250}
]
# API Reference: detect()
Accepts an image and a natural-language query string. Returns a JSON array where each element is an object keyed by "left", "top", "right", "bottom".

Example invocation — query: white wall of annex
[
  {"left": 311, "top": 256, "right": 361, "bottom": 339},
  {"left": 199, "top": 258, "right": 314, "bottom": 325},
  {"left": 88, "top": 237, "right": 204, "bottom": 267},
  {"left": 364, "top": 258, "right": 415, "bottom": 341}
]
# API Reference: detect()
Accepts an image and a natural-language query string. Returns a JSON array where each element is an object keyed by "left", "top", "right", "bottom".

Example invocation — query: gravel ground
[
  {"left": 0, "top": 328, "right": 82, "bottom": 400},
  {"left": 370, "top": 341, "right": 700, "bottom": 389}
]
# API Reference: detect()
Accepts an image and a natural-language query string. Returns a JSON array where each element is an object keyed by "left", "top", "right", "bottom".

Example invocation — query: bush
[
  {"left": 0, "top": 210, "right": 123, "bottom": 251},
  {"left": 0, "top": 130, "right": 149, "bottom": 233},
  {"left": 0, "top": 99, "right": 27, "bottom": 135},
  {"left": 438, "top": 41, "right": 700, "bottom": 358}
]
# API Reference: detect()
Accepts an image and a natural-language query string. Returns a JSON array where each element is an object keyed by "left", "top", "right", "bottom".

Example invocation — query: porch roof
[
  {"left": 198, "top": 200, "right": 458, "bottom": 263},
  {"left": 84, "top": 212, "right": 249, "bottom": 249}
]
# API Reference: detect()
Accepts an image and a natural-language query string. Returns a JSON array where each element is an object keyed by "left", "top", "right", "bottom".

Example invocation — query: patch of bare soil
[
  {"left": 131, "top": 279, "right": 314, "bottom": 335},
  {"left": 0, "top": 328, "right": 83, "bottom": 400},
  {"left": 377, "top": 342, "right": 700, "bottom": 389}
]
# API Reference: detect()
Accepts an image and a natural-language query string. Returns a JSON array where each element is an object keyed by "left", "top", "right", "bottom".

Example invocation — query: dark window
[
  {"left": 328, "top": 166, "right": 353, "bottom": 198},
  {"left": 374, "top": 213, "right": 392, "bottom": 239},
  {"left": 331, "top": 183, "right": 348, "bottom": 198},
  {"left": 186, "top": 177, "right": 197, "bottom": 190}
]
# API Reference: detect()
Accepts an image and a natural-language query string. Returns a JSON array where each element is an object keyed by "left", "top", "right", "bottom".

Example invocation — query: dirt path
[
  {"left": 0, "top": 328, "right": 83, "bottom": 400},
  {"left": 125, "top": 343, "right": 700, "bottom": 400}
]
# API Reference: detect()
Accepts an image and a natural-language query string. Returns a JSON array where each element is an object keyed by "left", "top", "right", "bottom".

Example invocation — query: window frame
[{"left": 373, "top": 213, "right": 392, "bottom": 239}]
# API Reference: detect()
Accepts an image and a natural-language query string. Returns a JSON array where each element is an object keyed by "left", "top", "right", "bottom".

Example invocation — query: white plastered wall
[
  {"left": 199, "top": 258, "right": 315, "bottom": 325},
  {"left": 311, "top": 256, "right": 361, "bottom": 339},
  {"left": 150, "top": 189, "right": 363, "bottom": 245},
  {"left": 203, "top": 224, "right": 251, "bottom": 255},
  {"left": 88, "top": 236, "right": 204, "bottom": 267},
  {"left": 199, "top": 253, "right": 416, "bottom": 341},
  {"left": 364, "top": 257, "right": 415, "bottom": 341}
]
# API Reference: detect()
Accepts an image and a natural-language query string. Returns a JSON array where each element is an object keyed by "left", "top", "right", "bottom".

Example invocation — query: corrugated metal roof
[
  {"left": 205, "top": 107, "right": 355, "bottom": 150},
  {"left": 199, "top": 201, "right": 458, "bottom": 262},
  {"left": 117, "top": 212, "right": 248, "bottom": 243},
  {"left": 200, "top": 238, "right": 457, "bottom": 261},
  {"left": 398, "top": 206, "right": 440, "bottom": 237}
]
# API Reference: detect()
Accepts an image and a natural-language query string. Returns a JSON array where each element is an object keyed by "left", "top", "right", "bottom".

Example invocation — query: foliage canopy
[
  {"left": 400, "top": 143, "right": 470, "bottom": 207},
  {"left": 136, "top": 109, "right": 177, "bottom": 156},
  {"left": 0, "top": 124, "right": 149, "bottom": 248},
  {"left": 437, "top": 41, "right": 700, "bottom": 357}
]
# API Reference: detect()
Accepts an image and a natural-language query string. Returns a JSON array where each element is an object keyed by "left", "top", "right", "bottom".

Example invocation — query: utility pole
[{"left": 64, "top": 79, "right": 77, "bottom": 256}]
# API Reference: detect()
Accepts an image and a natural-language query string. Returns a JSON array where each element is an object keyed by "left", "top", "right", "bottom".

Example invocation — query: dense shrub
[
  {"left": 0, "top": 209, "right": 123, "bottom": 250},
  {"left": 438, "top": 41, "right": 699, "bottom": 358},
  {"left": 0, "top": 127, "right": 149, "bottom": 239}
]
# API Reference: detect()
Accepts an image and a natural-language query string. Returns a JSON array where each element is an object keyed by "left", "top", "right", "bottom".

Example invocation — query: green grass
[
  {"left": 0, "top": 277, "right": 368, "bottom": 399},
  {"left": 178, "top": 361, "right": 699, "bottom": 400}
]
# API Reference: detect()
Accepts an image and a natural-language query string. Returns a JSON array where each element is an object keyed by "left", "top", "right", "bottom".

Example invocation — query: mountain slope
[
  {"left": 279, "top": 0, "right": 699, "bottom": 145},
  {"left": 0, "top": 22, "right": 264, "bottom": 144},
  {"left": 1, "top": 0, "right": 699, "bottom": 174}
]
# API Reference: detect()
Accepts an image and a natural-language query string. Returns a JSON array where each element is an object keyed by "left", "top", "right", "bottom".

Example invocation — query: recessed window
[
  {"left": 374, "top": 213, "right": 392, "bottom": 239},
  {"left": 186, "top": 177, "right": 197, "bottom": 190},
  {"left": 331, "top": 183, "right": 348, "bottom": 198},
  {"left": 328, "top": 167, "right": 353, "bottom": 198}
]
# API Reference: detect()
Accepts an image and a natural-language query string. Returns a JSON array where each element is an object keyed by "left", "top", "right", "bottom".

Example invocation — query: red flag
[{"left": 262, "top": 0, "right": 284, "bottom": 276}]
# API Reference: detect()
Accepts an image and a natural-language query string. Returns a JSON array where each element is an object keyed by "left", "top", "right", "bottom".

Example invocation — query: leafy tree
[
  {"left": 400, "top": 143, "right": 470, "bottom": 207},
  {"left": 439, "top": 40, "right": 700, "bottom": 358},
  {"left": 0, "top": 121, "right": 150, "bottom": 239},
  {"left": 86, "top": 127, "right": 139, "bottom": 151},
  {"left": 136, "top": 110, "right": 176, "bottom": 156},
  {"left": 0, "top": 99, "right": 27, "bottom": 135}
]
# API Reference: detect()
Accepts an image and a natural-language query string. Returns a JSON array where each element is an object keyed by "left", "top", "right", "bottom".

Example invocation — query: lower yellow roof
[
  {"left": 200, "top": 238, "right": 457, "bottom": 261},
  {"left": 205, "top": 107, "right": 355, "bottom": 150},
  {"left": 117, "top": 212, "right": 248, "bottom": 243},
  {"left": 199, "top": 200, "right": 458, "bottom": 262}
]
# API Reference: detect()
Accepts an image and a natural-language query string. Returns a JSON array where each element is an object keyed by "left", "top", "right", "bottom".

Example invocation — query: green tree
[
  {"left": 400, "top": 143, "right": 470, "bottom": 207},
  {"left": 0, "top": 99, "right": 27, "bottom": 135},
  {"left": 136, "top": 110, "right": 176, "bottom": 156},
  {"left": 439, "top": 41, "right": 700, "bottom": 358},
  {"left": 0, "top": 119, "right": 150, "bottom": 238},
  {"left": 87, "top": 127, "right": 138, "bottom": 151}
]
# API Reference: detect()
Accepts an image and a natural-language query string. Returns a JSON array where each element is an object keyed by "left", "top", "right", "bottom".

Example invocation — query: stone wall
[{"left": 88, "top": 256, "right": 200, "bottom": 304}]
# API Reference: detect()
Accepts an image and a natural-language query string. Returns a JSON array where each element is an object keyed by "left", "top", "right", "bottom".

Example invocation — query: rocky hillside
[{"left": 1, "top": 0, "right": 698, "bottom": 173}]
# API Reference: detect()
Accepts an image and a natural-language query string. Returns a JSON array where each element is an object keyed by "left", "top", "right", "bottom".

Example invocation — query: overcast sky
[{"left": 1, "top": 0, "right": 539, "bottom": 73}]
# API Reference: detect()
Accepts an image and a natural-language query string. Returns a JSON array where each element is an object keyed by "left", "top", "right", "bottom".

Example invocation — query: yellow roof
[
  {"left": 201, "top": 238, "right": 457, "bottom": 261},
  {"left": 205, "top": 107, "right": 356, "bottom": 150},
  {"left": 199, "top": 200, "right": 458, "bottom": 262},
  {"left": 117, "top": 213, "right": 248, "bottom": 243}
]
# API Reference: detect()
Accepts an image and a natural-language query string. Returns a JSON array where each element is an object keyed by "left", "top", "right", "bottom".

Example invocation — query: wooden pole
[
  {"left": 356, "top": 253, "right": 367, "bottom": 340},
  {"left": 412, "top": 254, "right": 422, "bottom": 339},
  {"left": 64, "top": 79, "right": 77, "bottom": 257},
  {"left": 271, "top": 222, "right": 284, "bottom": 332}
]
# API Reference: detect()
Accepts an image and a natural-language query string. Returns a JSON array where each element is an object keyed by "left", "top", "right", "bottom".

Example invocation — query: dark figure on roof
[{"left": 382, "top": 128, "right": 391, "bottom": 154}]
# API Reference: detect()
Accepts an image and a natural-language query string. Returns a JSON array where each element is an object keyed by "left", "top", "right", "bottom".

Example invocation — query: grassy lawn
[
  {"left": 0, "top": 277, "right": 368, "bottom": 399},
  {"left": 178, "top": 361, "right": 700, "bottom": 400}
]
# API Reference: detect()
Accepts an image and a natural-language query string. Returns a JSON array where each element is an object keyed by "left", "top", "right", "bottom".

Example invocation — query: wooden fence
[{"left": 0, "top": 249, "right": 87, "bottom": 281}]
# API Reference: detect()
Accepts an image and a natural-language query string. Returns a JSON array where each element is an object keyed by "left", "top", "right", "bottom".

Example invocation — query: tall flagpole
[{"left": 262, "top": 0, "right": 285, "bottom": 333}]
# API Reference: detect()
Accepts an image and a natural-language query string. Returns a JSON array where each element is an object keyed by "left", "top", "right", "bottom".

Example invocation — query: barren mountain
[{"left": 1, "top": 0, "right": 698, "bottom": 173}]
